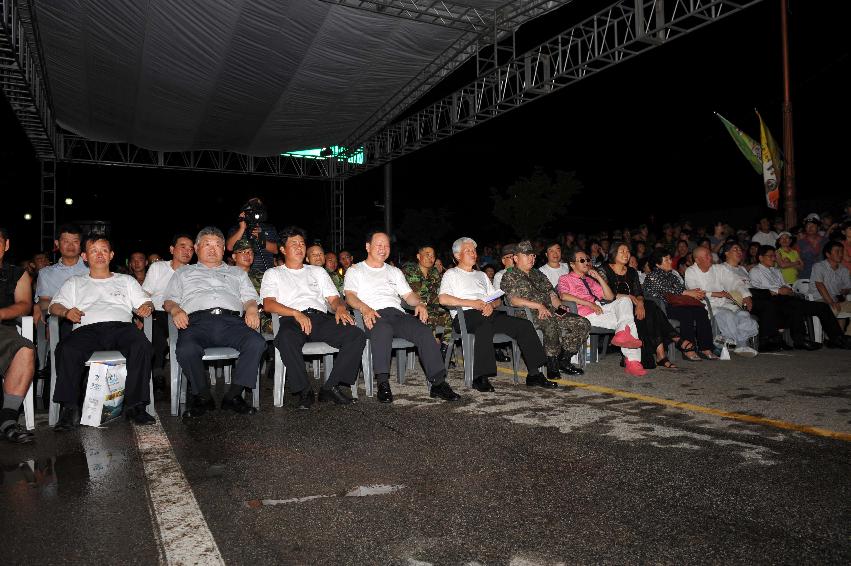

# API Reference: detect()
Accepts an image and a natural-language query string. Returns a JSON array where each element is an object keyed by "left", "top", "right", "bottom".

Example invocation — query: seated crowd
[{"left": 1, "top": 199, "right": 850, "bottom": 444}]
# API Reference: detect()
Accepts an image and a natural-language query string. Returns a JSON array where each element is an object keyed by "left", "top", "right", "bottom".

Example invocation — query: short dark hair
[
  {"left": 365, "top": 230, "right": 387, "bottom": 244},
  {"left": 279, "top": 226, "right": 307, "bottom": 243},
  {"left": 823, "top": 240, "right": 843, "bottom": 258},
  {"left": 417, "top": 244, "right": 435, "bottom": 253},
  {"left": 564, "top": 248, "right": 585, "bottom": 264},
  {"left": 757, "top": 245, "right": 776, "bottom": 257},
  {"left": 0, "top": 227, "right": 8, "bottom": 240},
  {"left": 545, "top": 241, "right": 561, "bottom": 252},
  {"left": 83, "top": 232, "right": 111, "bottom": 250},
  {"left": 171, "top": 233, "right": 193, "bottom": 247},
  {"left": 57, "top": 223, "right": 83, "bottom": 238},
  {"left": 650, "top": 249, "right": 670, "bottom": 268}
]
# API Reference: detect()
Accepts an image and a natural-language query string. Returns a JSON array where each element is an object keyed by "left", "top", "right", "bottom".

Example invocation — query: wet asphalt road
[{"left": 2, "top": 349, "right": 850, "bottom": 565}]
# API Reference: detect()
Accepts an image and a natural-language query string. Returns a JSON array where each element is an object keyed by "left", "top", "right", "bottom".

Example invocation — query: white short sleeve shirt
[
  {"left": 142, "top": 260, "right": 176, "bottom": 311},
  {"left": 343, "top": 262, "right": 412, "bottom": 311},
  {"left": 260, "top": 265, "right": 339, "bottom": 313},
  {"left": 439, "top": 267, "right": 495, "bottom": 316},
  {"left": 539, "top": 263, "right": 571, "bottom": 288},
  {"left": 51, "top": 273, "right": 150, "bottom": 326}
]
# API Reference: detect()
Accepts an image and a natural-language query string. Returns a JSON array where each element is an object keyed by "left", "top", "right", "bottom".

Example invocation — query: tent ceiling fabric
[{"left": 36, "top": 0, "right": 504, "bottom": 156}]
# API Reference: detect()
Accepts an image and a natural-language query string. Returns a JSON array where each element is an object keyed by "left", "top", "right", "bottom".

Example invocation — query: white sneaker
[{"left": 733, "top": 346, "right": 758, "bottom": 357}]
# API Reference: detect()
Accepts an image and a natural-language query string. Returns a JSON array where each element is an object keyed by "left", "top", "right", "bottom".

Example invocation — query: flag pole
[{"left": 780, "top": 0, "right": 797, "bottom": 227}]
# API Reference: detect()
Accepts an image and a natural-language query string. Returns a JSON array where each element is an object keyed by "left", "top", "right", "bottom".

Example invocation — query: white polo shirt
[
  {"left": 260, "top": 264, "right": 338, "bottom": 313},
  {"left": 142, "top": 260, "right": 177, "bottom": 311},
  {"left": 539, "top": 262, "right": 571, "bottom": 288},
  {"left": 51, "top": 273, "right": 149, "bottom": 326},
  {"left": 811, "top": 260, "right": 851, "bottom": 298},
  {"left": 439, "top": 267, "right": 495, "bottom": 317},
  {"left": 343, "top": 261, "right": 412, "bottom": 311}
]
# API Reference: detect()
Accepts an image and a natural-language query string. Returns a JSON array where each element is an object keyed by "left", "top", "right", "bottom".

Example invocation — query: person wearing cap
[
  {"left": 750, "top": 217, "right": 779, "bottom": 248},
  {"left": 796, "top": 215, "right": 828, "bottom": 278},
  {"left": 403, "top": 243, "right": 453, "bottom": 354},
  {"left": 439, "top": 237, "right": 555, "bottom": 391},
  {"left": 775, "top": 231, "right": 802, "bottom": 284},
  {"left": 232, "top": 238, "right": 272, "bottom": 335},
  {"left": 492, "top": 243, "right": 517, "bottom": 290},
  {"left": 501, "top": 241, "right": 589, "bottom": 377},
  {"left": 163, "top": 227, "right": 266, "bottom": 418},
  {"left": 539, "top": 242, "right": 571, "bottom": 289}
]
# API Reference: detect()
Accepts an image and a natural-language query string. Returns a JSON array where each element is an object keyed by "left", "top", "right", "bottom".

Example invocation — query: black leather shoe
[
  {"left": 124, "top": 404, "right": 156, "bottom": 425},
  {"left": 377, "top": 381, "right": 393, "bottom": 403},
  {"left": 318, "top": 386, "right": 354, "bottom": 405},
  {"left": 825, "top": 336, "right": 851, "bottom": 350},
  {"left": 471, "top": 376, "right": 495, "bottom": 392},
  {"left": 526, "top": 373, "right": 558, "bottom": 389},
  {"left": 430, "top": 381, "right": 461, "bottom": 402},
  {"left": 296, "top": 389, "right": 315, "bottom": 410},
  {"left": 559, "top": 353, "right": 584, "bottom": 375},
  {"left": 2, "top": 423, "right": 35, "bottom": 444},
  {"left": 182, "top": 395, "right": 216, "bottom": 419},
  {"left": 221, "top": 395, "right": 258, "bottom": 415},
  {"left": 793, "top": 339, "right": 822, "bottom": 351},
  {"left": 54, "top": 404, "right": 80, "bottom": 431}
]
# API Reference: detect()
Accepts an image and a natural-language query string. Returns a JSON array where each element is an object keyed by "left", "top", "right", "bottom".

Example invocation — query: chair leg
[
  {"left": 463, "top": 336, "right": 475, "bottom": 388},
  {"left": 179, "top": 372, "right": 188, "bottom": 415},
  {"left": 23, "top": 381, "right": 35, "bottom": 430},
  {"left": 396, "top": 349, "right": 406, "bottom": 384},
  {"left": 274, "top": 346, "right": 286, "bottom": 408},
  {"left": 323, "top": 355, "right": 333, "bottom": 385},
  {"left": 511, "top": 340, "right": 520, "bottom": 385},
  {"left": 313, "top": 359, "right": 321, "bottom": 380},
  {"left": 170, "top": 358, "right": 181, "bottom": 416},
  {"left": 362, "top": 341, "right": 374, "bottom": 397},
  {"left": 252, "top": 369, "right": 260, "bottom": 410},
  {"left": 600, "top": 335, "right": 611, "bottom": 359},
  {"left": 146, "top": 379, "right": 157, "bottom": 418}
]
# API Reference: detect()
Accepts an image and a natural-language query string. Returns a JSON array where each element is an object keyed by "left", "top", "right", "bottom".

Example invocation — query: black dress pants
[
  {"left": 54, "top": 321, "right": 152, "bottom": 406},
  {"left": 750, "top": 294, "right": 783, "bottom": 339},
  {"left": 368, "top": 308, "right": 447, "bottom": 383},
  {"left": 770, "top": 295, "right": 844, "bottom": 342},
  {"left": 454, "top": 310, "right": 546, "bottom": 379},
  {"left": 175, "top": 313, "right": 266, "bottom": 395},
  {"left": 666, "top": 305, "right": 714, "bottom": 351},
  {"left": 274, "top": 310, "right": 366, "bottom": 393},
  {"left": 151, "top": 310, "right": 169, "bottom": 373}
]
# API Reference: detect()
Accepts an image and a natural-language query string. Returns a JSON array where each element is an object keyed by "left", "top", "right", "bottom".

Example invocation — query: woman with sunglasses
[
  {"left": 600, "top": 242, "right": 686, "bottom": 369},
  {"left": 556, "top": 250, "right": 645, "bottom": 377}
]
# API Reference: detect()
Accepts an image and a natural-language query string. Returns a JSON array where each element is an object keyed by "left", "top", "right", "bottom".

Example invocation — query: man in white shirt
[
  {"left": 810, "top": 241, "right": 851, "bottom": 340},
  {"left": 261, "top": 227, "right": 366, "bottom": 408},
  {"left": 492, "top": 243, "right": 517, "bottom": 291},
  {"left": 685, "top": 247, "right": 759, "bottom": 356},
  {"left": 142, "top": 233, "right": 194, "bottom": 382},
  {"left": 163, "top": 227, "right": 266, "bottom": 418},
  {"left": 750, "top": 245, "right": 848, "bottom": 349},
  {"left": 49, "top": 234, "right": 155, "bottom": 430},
  {"left": 750, "top": 217, "right": 779, "bottom": 247},
  {"left": 439, "top": 237, "right": 553, "bottom": 392},
  {"left": 34, "top": 224, "right": 88, "bottom": 338},
  {"left": 344, "top": 231, "right": 460, "bottom": 404},
  {"left": 538, "top": 242, "right": 571, "bottom": 288}
]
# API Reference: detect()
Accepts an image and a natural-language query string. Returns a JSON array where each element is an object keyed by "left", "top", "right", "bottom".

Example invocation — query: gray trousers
[{"left": 368, "top": 308, "right": 447, "bottom": 384}]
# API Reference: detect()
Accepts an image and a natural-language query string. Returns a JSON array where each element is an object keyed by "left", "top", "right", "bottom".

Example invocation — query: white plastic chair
[
  {"left": 167, "top": 314, "right": 260, "bottom": 416},
  {"left": 14, "top": 316, "right": 35, "bottom": 430},
  {"left": 48, "top": 316, "right": 156, "bottom": 426},
  {"left": 446, "top": 306, "right": 520, "bottom": 388},
  {"left": 270, "top": 313, "right": 360, "bottom": 407},
  {"left": 352, "top": 310, "right": 419, "bottom": 397}
]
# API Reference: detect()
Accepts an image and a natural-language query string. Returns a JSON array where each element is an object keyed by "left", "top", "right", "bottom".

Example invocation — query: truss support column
[
  {"left": 383, "top": 163, "right": 392, "bottom": 238},
  {"left": 40, "top": 158, "right": 57, "bottom": 255},
  {"left": 330, "top": 157, "right": 345, "bottom": 252}
]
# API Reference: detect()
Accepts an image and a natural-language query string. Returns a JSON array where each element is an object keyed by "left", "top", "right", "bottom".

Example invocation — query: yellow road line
[{"left": 495, "top": 367, "right": 851, "bottom": 442}]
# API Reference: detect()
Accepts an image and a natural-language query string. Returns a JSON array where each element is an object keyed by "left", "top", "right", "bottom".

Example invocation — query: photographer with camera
[{"left": 226, "top": 197, "right": 279, "bottom": 272}]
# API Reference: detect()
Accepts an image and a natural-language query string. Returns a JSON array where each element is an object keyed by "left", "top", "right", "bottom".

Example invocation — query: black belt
[
  {"left": 302, "top": 308, "right": 327, "bottom": 315},
  {"left": 190, "top": 308, "right": 241, "bottom": 318}
]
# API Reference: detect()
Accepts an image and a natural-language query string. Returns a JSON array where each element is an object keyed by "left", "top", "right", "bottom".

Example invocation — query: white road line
[{"left": 134, "top": 421, "right": 225, "bottom": 566}]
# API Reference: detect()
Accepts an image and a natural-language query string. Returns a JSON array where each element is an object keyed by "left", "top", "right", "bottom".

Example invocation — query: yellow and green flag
[
  {"left": 716, "top": 112, "right": 762, "bottom": 174},
  {"left": 756, "top": 110, "right": 781, "bottom": 210}
]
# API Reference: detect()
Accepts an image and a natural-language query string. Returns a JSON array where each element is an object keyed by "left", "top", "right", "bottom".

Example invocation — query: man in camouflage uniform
[
  {"left": 501, "top": 240, "right": 590, "bottom": 378},
  {"left": 323, "top": 251, "right": 345, "bottom": 296},
  {"left": 233, "top": 239, "right": 272, "bottom": 335},
  {"left": 403, "top": 244, "right": 453, "bottom": 351}
]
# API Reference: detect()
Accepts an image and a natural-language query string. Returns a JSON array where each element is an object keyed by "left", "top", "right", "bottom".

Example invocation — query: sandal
[{"left": 656, "top": 357, "right": 678, "bottom": 369}]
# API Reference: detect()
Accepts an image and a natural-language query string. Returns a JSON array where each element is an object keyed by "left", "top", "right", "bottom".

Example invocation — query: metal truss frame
[
  {"left": 343, "top": 0, "right": 569, "bottom": 152},
  {"left": 39, "top": 158, "right": 56, "bottom": 250},
  {"left": 0, "top": 0, "right": 57, "bottom": 158},
  {"left": 59, "top": 133, "right": 344, "bottom": 179},
  {"left": 343, "top": 0, "right": 764, "bottom": 174},
  {"left": 317, "top": 0, "right": 494, "bottom": 32}
]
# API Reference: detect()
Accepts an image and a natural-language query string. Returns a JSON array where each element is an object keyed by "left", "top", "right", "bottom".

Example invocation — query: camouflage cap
[
  {"left": 500, "top": 243, "right": 518, "bottom": 257},
  {"left": 515, "top": 240, "right": 536, "bottom": 254},
  {"left": 233, "top": 238, "right": 253, "bottom": 252}
]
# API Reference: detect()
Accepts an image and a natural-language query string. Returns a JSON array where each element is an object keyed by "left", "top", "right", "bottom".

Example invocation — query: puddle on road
[{"left": 246, "top": 484, "right": 405, "bottom": 508}]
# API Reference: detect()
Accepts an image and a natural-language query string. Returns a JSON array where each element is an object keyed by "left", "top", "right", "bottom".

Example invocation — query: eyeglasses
[{"left": 574, "top": 258, "right": 590, "bottom": 264}]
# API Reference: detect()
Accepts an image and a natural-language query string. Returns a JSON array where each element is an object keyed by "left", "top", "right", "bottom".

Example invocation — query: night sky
[{"left": 1, "top": 0, "right": 848, "bottom": 263}]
